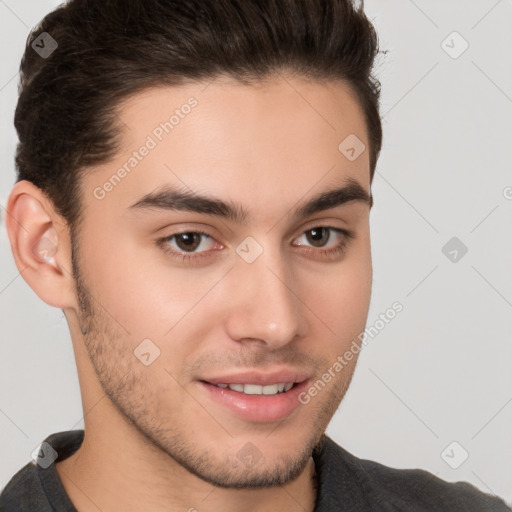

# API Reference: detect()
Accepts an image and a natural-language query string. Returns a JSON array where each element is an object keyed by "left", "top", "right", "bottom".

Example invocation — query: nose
[{"left": 224, "top": 246, "right": 305, "bottom": 350}]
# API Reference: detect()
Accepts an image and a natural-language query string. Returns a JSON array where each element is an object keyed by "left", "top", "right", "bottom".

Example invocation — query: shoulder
[
  {"left": 315, "top": 436, "right": 511, "bottom": 511},
  {"left": 0, "top": 430, "right": 83, "bottom": 511},
  {"left": 0, "top": 461, "right": 52, "bottom": 511}
]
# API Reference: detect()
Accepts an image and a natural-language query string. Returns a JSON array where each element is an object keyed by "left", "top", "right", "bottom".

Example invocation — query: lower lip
[{"left": 198, "top": 380, "right": 310, "bottom": 423}]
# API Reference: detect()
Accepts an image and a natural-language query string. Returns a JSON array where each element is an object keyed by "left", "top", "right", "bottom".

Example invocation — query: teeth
[
  {"left": 214, "top": 382, "right": 294, "bottom": 395},
  {"left": 263, "top": 384, "right": 279, "bottom": 395}
]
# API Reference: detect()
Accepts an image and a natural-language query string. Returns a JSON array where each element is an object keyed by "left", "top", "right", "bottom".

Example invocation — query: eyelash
[{"left": 156, "top": 226, "right": 355, "bottom": 263}]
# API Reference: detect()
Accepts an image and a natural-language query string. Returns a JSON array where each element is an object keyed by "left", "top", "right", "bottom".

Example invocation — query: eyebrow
[{"left": 128, "top": 177, "right": 372, "bottom": 223}]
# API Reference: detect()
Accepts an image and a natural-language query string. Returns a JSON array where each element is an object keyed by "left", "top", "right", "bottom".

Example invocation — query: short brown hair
[{"left": 14, "top": 0, "right": 382, "bottom": 236}]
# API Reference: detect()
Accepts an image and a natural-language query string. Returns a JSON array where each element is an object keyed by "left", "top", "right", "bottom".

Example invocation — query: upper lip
[{"left": 200, "top": 368, "right": 311, "bottom": 386}]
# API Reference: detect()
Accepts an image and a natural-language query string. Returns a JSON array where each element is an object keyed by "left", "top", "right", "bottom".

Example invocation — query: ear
[{"left": 5, "top": 180, "right": 76, "bottom": 309}]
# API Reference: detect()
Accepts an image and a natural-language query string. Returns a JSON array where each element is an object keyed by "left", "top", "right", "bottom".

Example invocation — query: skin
[{"left": 6, "top": 73, "right": 373, "bottom": 512}]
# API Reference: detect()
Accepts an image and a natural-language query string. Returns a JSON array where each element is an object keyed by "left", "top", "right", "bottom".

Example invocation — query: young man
[{"left": 1, "top": 1, "right": 510, "bottom": 511}]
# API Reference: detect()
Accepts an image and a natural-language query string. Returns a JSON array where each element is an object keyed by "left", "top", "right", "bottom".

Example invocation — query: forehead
[{"left": 82, "top": 75, "right": 370, "bottom": 223}]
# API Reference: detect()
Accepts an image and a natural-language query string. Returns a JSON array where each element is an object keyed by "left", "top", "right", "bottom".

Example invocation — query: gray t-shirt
[{"left": 0, "top": 429, "right": 510, "bottom": 511}]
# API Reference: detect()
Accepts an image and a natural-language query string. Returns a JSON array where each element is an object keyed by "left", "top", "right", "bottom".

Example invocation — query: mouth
[
  {"left": 202, "top": 381, "right": 297, "bottom": 395},
  {"left": 197, "top": 372, "right": 311, "bottom": 423}
]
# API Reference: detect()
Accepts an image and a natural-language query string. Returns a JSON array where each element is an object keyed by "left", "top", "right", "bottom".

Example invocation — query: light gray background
[{"left": 1, "top": 0, "right": 511, "bottom": 505}]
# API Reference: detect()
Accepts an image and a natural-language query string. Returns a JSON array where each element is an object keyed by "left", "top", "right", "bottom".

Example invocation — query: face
[{"left": 71, "top": 73, "right": 373, "bottom": 488}]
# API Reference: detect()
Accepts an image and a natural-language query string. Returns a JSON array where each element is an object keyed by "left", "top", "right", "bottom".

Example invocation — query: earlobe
[{"left": 5, "top": 180, "right": 76, "bottom": 309}]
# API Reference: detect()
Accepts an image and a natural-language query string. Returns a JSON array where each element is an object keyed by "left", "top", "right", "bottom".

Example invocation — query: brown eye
[
  {"left": 173, "top": 232, "right": 203, "bottom": 252},
  {"left": 294, "top": 227, "right": 346, "bottom": 249},
  {"left": 292, "top": 226, "right": 355, "bottom": 259},
  {"left": 304, "top": 227, "right": 331, "bottom": 247},
  {"left": 159, "top": 230, "right": 219, "bottom": 261}
]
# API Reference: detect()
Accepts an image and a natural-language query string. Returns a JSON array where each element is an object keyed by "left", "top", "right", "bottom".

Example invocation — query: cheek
[
  {"left": 81, "top": 226, "right": 202, "bottom": 336},
  {"left": 305, "top": 243, "right": 372, "bottom": 339}
]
